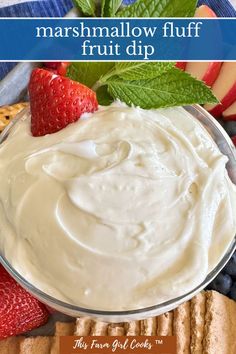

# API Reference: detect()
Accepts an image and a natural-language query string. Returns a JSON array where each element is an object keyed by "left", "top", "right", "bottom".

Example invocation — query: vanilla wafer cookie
[
  {"left": 108, "top": 323, "right": 125, "bottom": 336},
  {"left": 228, "top": 295, "right": 236, "bottom": 354},
  {"left": 125, "top": 321, "right": 140, "bottom": 336},
  {"left": 203, "top": 291, "right": 236, "bottom": 354},
  {"left": 50, "top": 322, "right": 75, "bottom": 354},
  {"left": 74, "top": 318, "right": 93, "bottom": 336},
  {"left": 20, "top": 336, "right": 52, "bottom": 354},
  {"left": 173, "top": 301, "right": 191, "bottom": 354},
  {"left": 0, "top": 102, "right": 28, "bottom": 132},
  {"left": 157, "top": 312, "right": 173, "bottom": 336},
  {"left": 190, "top": 292, "right": 206, "bottom": 354},
  {"left": 0, "top": 336, "right": 23, "bottom": 354},
  {"left": 90, "top": 321, "right": 108, "bottom": 336},
  {"left": 140, "top": 318, "right": 157, "bottom": 335}
]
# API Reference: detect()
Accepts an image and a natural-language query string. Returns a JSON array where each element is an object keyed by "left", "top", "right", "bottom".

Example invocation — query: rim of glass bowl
[{"left": 0, "top": 104, "right": 236, "bottom": 321}]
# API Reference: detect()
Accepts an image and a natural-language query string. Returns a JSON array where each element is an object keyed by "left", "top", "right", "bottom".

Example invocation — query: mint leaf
[
  {"left": 101, "top": 0, "right": 107, "bottom": 16},
  {"left": 117, "top": 0, "right": 197, "bottom": 17},
  {"left": 113, "top": 62, "right": 175, "bottom": 80},
  {"left": 73, "top": 0, "right": 96, "bottom": 16},
  {"left": 102, "top": 0, "right": 123, "bottom": 17},
  {"left": 67, "top": 62, "right": 115, "bottom": 88},
  {"left": 96, "top": 86, "right": 113, "bottom": 105},
  {"left": 106, "top": 68, "right": 218, "bottom": 109},
  {"left": 67, "top": 62, "right": 217, "bottom": 110}
]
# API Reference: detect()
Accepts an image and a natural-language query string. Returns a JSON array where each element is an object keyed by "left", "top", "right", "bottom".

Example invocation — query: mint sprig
[
  {"left": 102, "top": 0, "right": 123, "bottom": 17},
  {"left": 69, "top": 2, "right": 216, "bottom": 109},
  {"left": 96, "top": 85, "right": 113, "bottom": 105},
  {"left": 67, "top": 62, "right": 115, "bottom": 87},
  {"left": 106, "top": 69, "right": 217, "bottom": 109},
  {"left": 117, "top": 0, "right": 198, "bottom": 17},
  {"left": 102, "top": 62, "right": 175, "bottom": 81},
  {"left": 73, "top": 0, "right": 96, "bottom": 16},
  {"left": 67, "top": 62, "right": 218, "bottom": 109},
  {"left": 73, "top": 0, "right": 197, "bottom": 18}
]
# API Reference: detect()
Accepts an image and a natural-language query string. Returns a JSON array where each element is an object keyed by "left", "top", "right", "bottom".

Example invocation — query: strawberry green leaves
[{"left": 67, "top": 62, "right": 218, "bottom": 108}]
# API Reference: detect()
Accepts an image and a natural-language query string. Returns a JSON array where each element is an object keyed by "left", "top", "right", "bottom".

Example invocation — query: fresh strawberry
[
  {"left": 29, "top": 68, "right": 98, "bottom": 137},
  {"left": 44, "top": 62, "right": 58, "bottom": 69},
  {"left": 45, "top": 68, "right": 57, "bottom": 75},
  {"left": 231, "top": 136, "right": 236, "bottom": 146},
  {"left": 57, "top": 62, "right": 70, "bottom": 76},
  {"left": 0, "top": 265, "right": 49, "bottom": 339},
  {"left": 44, "top": 62, "right": 70, "bottom": 76}
]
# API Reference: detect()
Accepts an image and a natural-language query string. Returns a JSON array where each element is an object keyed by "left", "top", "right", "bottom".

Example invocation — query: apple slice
[
  {"left": 204, "top": 62, "right": 236, "bottom": 117},
  {"left": 185, "top": 62, "right": 222, "bottom": 86},
  {"left": 185, "top": 5, "right": 221, "bottom": 87},
  {"left": 222, "top": 101, "right": 236, "bottom": 121},
  {"left": 195, "top": 4, "right": 217, "bottom": 18}
]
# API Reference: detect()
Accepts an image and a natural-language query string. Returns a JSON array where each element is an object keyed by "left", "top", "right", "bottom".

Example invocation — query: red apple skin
[
  {"left": 224, "top": 114, "right": 236, "bottom": 121},
  {"left": 185, "top": 62, "right": 222, "bottom": 87},
  {"left": 207, "top": 82, "right": 236, "bottom": 118},
  {"left": 184, "top": 6, "right": 220, "bottom": 88},
  {"left": 223, "top": 101, "right": 236, "bottom": 121},
  {"left": 175, "top": 62, "right": 186, "bottom": 71},
  {"left": 195, "top": 5, "right": 217, "bottom": 17},
  {"left": 202, "top": 62, "right": 222, "bottom": 86},
  {"left": 204, "top": 62, "right": 236, "bottom": 117}
]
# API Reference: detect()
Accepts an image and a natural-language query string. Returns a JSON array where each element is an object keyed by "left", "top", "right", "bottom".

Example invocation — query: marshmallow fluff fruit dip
[{"left": 0, "top": 102, "right": 236, "bottom": 311}]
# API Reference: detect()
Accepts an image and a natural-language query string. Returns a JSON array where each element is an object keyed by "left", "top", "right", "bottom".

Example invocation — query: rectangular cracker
[
  {"left": 173, "top": 301, "right": 191, "bottom": 354},
  {"left": 140, "top": 318, "right": 157, "bottom": 335},
  {"left": 190, "top": 292, "right": 206, "bottom": 354},
  {"left": 228, "top": 295, "right": 236, "bottom": 354},
  {"left": 90, "top": 321, "right": 108, "bottom": 336},
  {"left": 0, "top": 336, "right": 22, "bottom": 354},
  {"left": 125, "top": 321, "right": 140, "bottom": 336},
  {"left": 157, "top": 312, "right": 173, "bottom": 336},
  {"left": 20, "top": 337, "right": 52, "bottom": 354},
  {"left": 74, "top": 317, "right": 93, "bottom": 336},
  {"left": 203, "top": 291, "right": 236, "bottom": 354},
  {"left": 0, "top": 103, "right": 28, "bottom": 132},
  {"left": 50, "top": 322, "right": 75, "bottom": 354},
  {"left": 55, "top": 322, "right": 75, "bottom": 336},
  {"left": 108, "top": 323, "right": 125, "bottom": 336}
]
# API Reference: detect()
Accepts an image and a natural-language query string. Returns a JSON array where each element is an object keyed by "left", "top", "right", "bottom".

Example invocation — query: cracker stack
[{"left": 1, "top": 291, "right": 236, "bottom": 354}]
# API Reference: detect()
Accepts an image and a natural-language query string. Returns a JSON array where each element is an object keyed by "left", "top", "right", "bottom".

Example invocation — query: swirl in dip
[{"left": 0, "top": 102, "right": 236, "bottom": 310}]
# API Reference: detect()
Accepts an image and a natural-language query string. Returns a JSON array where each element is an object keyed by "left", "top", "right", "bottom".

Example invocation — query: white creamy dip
[{"left": 0, "top": 102, "right": 236, "bottom": 310}]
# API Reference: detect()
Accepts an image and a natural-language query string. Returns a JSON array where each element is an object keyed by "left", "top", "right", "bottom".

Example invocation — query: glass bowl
[{"left": 0, "top": 104, "right": 236, "bottom": 322}]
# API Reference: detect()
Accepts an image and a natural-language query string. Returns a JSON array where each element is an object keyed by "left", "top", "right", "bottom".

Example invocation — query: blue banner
[{"left": 0, "top": 18, "right": 235, "bottom": 61}]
